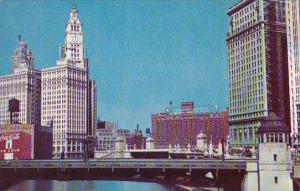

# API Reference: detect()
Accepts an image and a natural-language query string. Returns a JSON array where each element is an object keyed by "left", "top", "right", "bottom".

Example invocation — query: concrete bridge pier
[
  {"left": 241, "top": 162, "right": 259, "bottom": 191},
  {"left": 241, "top": 116, "right": 294, "bottom": 191},
  {"left": 0, "top": 169, "right": 22, "bottom": 190}
]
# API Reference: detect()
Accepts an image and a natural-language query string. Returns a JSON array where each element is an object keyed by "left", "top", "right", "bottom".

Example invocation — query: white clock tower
[
  {"left": 41, "top": 6, "right": 97, "bottom": 159},
  {"left": 58, "top": 5, "right": 86, "bottom": 69}
]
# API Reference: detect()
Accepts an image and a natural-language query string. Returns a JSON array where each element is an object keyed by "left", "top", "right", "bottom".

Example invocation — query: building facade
[
  {"left": 96, "top": 121, "right": 118, "bottom": 151},
  {"left": 125, "top": 125, "right": 145, "bottom": 150},
  {"left": 0, "top": 122, "right": 52, "bottom": 160},
  {"left": 151, "top": 102, "right": 228, "bottom": 149},
  {"left": 0, "top": 124, "right": 35, "bottom": 160},
  {"left": 286, "top": 0, "right": 300, "bottom": 140},
  {"left": 87, "top": 80, "right": 97, "bottom": 137},
  {"left": 95, "top": 122, "right": 145, "bottom": 151},
  {"left": 227, "top": 0, "right": 290, "bottom": 147},
  {"left": 87, "top": 80, "right": 97, "bottom": 157},
  {"left": 0, "top": 37, "right": 41, "bottom": 129},
  {"left": 38, "top": 123, "right": 53, "bottom": 159},
  {"left": 41, "top": 6, "right": 94, "bottom": 159}
]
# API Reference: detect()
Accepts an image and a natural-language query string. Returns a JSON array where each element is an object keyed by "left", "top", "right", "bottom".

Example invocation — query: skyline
[{"left": 0, "top": 0, "right": 235, "bottom": 131}]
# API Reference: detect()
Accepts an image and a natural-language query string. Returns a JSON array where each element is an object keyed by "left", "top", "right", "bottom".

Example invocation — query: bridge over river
[
  {"left": 0, "top": 159, "right": 256, "bottom": 190},
  {"left": 2, "top": 158, "right": 300, "bottom": 191}
]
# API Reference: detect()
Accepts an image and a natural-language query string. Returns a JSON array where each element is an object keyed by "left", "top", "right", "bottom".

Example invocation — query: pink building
[{"left": 151, "top": 102, "right": 228, "bottom": 149}]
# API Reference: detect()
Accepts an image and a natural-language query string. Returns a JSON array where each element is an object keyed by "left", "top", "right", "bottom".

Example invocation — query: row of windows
[
  {"left": 230, "top": 126, "right": 258, "bottom": 143},
  {"left": 231, "top": 2, "right": 257, "bottom": 20},
  {"left": 54, "top": 146, "right": 82, "bottom": 153},
  {"left": 229, "top": 111, "right": 266, "bottom": 121},
  {"left": 42, "top": 72, "right": 86, "bottom": 80},
  {"left": 71, "top": 25, "right": 80, "bottom": 32},
  {"left": 0, "top": 76, "right": 29, "bottom": 83},
  {"left": 230, "top": 105, "right": 265, "bottom": 114},
  {"left": 42, "top": 79, "right": 87, "bottom": 85}
]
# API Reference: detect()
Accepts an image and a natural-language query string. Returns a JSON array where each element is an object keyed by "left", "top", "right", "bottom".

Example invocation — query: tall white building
[
  {"left": 227, "top": 0, "right": 290, "bottom": 147},
  {"left": 0, "top": 36, "right": 41, "bottom": 128},
  {"left": 41, "top": 6, "right": 94, "bottom": 159},
  {"left": 286, "top": 0, "right": 300, "bottom": 140}
]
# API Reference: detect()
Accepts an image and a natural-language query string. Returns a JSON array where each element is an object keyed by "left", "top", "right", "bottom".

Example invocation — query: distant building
[
  {"left": 0, "top": 36, "right": 41, "bottom": 129},
  {"left": 129, "top": 125, "right": 144, "bottom": 150},
  {"left": 95, "top": 122, "right": 146, "bottom": 151},
  {"left": 118, "top": 128, "right": 135, "bottom": 149},
  {"left": 118, "top": 128, "right": 131, "bottom": 139},
  {"left": 151, "top": 102, "right": 228, "bottom": 149},
  {"left": 227, "top": 0, "right": 290, "bottom": 147},
  {"left": 96, "top": 121, "right": 118, "bottom": 150},
  {"left": 37, "top": 123, "right": 53, "bottom": 159}
]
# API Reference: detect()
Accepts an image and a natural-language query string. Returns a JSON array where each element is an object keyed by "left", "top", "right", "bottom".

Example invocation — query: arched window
[{"left": 6, "top": 139, "right": 12, "bottom": 149}]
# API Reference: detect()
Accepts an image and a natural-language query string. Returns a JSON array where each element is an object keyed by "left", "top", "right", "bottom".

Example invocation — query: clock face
[{"left": 72, "top": 35, "right": 78, "bottom": 43}]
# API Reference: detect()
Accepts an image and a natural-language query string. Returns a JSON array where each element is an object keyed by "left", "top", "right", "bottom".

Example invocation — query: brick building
[{"left": 151, "top": 102, "right": 228, "bottom": 149}]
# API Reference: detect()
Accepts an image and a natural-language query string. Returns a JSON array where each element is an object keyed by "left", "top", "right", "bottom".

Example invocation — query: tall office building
[
  {"left": 0, "top": 36, "right": 41, "bottom": 129},
  {"left": 227, "top": 0, "right": 290, "bottom": 147},
  {"left": 286, "top": 0, "right": 300, "bottom": 140},
  {"left": 41, "top": 6, "right": 96, "bottom": 159}
]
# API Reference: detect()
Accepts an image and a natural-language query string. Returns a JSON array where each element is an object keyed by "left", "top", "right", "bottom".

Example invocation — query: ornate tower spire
[
  {"left": 11, "top": 35, "right": 34, "bottom": 74},
  {"left": 57, "top": 6, "right": 86, "bottom": 69}
]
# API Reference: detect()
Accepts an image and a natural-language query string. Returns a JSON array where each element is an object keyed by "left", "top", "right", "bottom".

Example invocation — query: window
[
  {"left": 270, "top": 134, "right": 274, "bottom": 142},
  {"left": 249, "top": 127, "right": 253, "bottom": 141},
  {"left": 279, "top": 134, "right": 283, "bottom": 143},
  {"left": 274, "top": 176, "right": 278, "bottom": 184},
  {"left": 275, "top": 134, "right": 278, "bottom": 142},
  {"left": 274, "top": 154, "right": 277, "bottom": 162}
]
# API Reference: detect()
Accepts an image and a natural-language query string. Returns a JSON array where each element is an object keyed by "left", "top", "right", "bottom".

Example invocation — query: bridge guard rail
[{"left": 0, "top": 159, "right": 253, "bottom": 171}]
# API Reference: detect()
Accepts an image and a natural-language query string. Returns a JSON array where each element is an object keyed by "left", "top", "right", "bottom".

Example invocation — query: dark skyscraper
[{"left": 227, "top": 0, "right": 290, "bottom": 147}]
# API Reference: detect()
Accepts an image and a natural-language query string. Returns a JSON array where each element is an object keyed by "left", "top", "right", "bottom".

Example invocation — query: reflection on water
[{"left": 4, "top": 180, "right": 175, "bottom": 191}]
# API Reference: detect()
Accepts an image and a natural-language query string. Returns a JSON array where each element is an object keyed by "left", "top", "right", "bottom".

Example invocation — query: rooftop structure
[{"left": 0, "top": 37, "right": 41, "bottom": 129}]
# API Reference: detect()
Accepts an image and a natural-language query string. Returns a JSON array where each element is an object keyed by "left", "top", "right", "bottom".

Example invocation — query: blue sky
[{"left": 0, "top": 0, "right": 236, "bottom": 131}]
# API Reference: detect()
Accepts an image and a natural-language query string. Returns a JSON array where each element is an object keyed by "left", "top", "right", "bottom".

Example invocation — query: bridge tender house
[{"left": 0, "top": 124, "right": 34, "bottom": 160}]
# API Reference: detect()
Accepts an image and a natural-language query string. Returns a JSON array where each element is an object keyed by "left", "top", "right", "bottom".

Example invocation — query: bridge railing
[{"left": 0, "top": 159, "right": 253, "bottom": 170}]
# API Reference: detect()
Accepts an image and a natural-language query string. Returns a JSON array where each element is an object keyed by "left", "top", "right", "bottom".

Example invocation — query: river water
[{"left": 4, "top": 180, "right": 176, "bottom": 191}]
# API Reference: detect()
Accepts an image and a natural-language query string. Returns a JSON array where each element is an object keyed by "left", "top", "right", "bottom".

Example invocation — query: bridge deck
[{"left": 0, "top": 159, "right": 255, "bottom": 171}]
